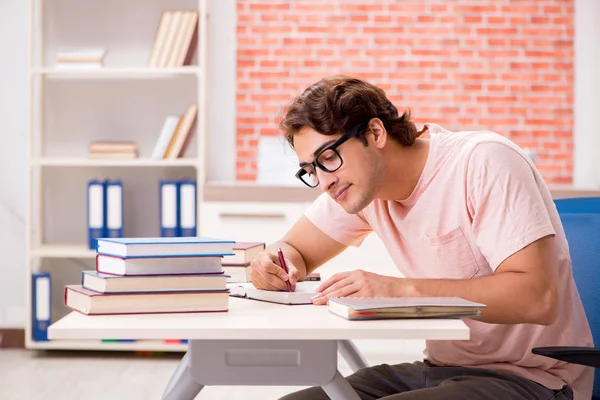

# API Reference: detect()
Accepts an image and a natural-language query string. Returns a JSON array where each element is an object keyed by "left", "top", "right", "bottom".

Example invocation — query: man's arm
[
  {"left": 408, "top": 234, "right": 559, "bottom": 325},
  {"left": 313, "top": 234, "right": 559, "bottom": 325},
  {"left": 251, "top": 216, "right": 347, "bottom": 290}
]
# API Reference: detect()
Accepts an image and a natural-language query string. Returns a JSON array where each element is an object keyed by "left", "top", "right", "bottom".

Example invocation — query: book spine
[
  {"left": 32, "top": 272, "right": 51, "bottom": 341},
  {"left": 179, "top": 180, "right": 197, "bottom": 237},
  {"left": 87, "top": 180, "right": 106, "bottom": 249},
  {"left": 160, "top": 180, "right": 180, "bottom": 237},
  {"left": 105, "top": 180, "right": 123, "bottom": 238}
]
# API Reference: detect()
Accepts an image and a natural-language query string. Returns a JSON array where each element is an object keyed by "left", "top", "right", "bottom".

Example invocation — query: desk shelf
[{"left": 27, "top": 339, "right": 187, "bottom": 352}]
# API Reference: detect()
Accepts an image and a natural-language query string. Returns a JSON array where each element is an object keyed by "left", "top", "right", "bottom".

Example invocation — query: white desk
[{"left": 48, "top": 297, "right": 469, "bottom": 400}]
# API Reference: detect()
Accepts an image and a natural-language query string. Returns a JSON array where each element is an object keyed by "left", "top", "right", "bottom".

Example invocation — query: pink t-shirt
[{"left": 305, "top": 123, "right": 594, "bottom": 399}]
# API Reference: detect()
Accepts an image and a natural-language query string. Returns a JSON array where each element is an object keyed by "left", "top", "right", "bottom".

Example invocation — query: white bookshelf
[
  {"left": 34, "top": 157, "right": 200, "bottom": 167},
  {"left": 25, "top": 0, "right": 209, "bottom": 352},
  {"left": 32, "top": 66, "right": 201, "bottom": 79},
  {"left": 27, "top": 339, "right": 187, "bottom": 352}
]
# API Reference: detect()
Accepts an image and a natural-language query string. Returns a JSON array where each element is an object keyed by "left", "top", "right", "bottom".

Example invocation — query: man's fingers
[
  {"left": 252, "top": 270, "right": 286, "bottom": 291},
  {"left": 318, "top": 276, "right": 353, "bottom": 298},
  {"left": 316, "top": 271, "right": 351, "bottom": 293},
  {"left": 312, "top": 283, "right": 360, "bottom": 305},
  {"left": 262, "top": 260, "right": 289, "bottom": 281}
]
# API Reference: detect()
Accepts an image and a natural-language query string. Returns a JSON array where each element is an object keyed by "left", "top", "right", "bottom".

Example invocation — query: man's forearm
[
  {"left": 266, "top": 241, "right": 308, "bottom": 281},
  {"left": 404, "top": 272, "right": 558, "bottom": 325}
]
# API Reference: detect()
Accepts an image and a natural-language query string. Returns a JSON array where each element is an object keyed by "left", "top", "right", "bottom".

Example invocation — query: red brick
[{"left": 236, "top": 0, "right": 574, "bottom": 183}]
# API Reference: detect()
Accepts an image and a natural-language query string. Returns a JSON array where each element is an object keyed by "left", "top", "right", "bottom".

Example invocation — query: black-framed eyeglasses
[{"left": 295, "top": 121, "right": 369, "bottom": 188}]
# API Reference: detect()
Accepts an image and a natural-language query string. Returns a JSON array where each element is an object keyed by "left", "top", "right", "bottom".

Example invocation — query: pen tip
[{"left": 277, "top": 246, "right": 282, "bottom": 252}]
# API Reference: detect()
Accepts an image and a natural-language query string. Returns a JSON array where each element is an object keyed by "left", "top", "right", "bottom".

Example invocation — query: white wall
[
  {"left": 573, "top": 0, "right": 600, "bottom": 188},
  {"left": 0, "top": 0, "right": 29, "bottom": 327},
  {"left": 0, "top": 0, "right": 236, "bottom": 328}
]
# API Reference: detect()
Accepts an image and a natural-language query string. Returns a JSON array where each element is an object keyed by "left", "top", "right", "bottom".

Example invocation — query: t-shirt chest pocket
[{"left": 424, "top": 226, "right": 480, "bottom": 279}]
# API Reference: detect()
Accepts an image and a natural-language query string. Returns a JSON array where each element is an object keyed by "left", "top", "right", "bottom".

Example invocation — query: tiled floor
[{"left": 0, "top": 348, "right": 422, "bottom": 400}]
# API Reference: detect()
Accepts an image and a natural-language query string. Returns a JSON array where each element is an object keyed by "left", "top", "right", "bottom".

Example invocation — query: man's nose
[{"left": 317, "top": 168, "right": 336, "bottom": 192}]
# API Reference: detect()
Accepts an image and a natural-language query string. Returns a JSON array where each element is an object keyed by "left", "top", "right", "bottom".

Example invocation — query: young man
[{"left": 250, "top": 75, "right": 593, "bottom": 400}]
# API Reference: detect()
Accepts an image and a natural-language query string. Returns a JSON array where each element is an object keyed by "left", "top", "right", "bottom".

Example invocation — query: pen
[{"left": 277, "top": 246, "right": 292, "bottom": 292}]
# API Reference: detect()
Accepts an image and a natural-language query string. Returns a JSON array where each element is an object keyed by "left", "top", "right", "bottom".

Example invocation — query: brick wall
[{"left": 236, "top": 0, "right": 574, "bottom": 184}]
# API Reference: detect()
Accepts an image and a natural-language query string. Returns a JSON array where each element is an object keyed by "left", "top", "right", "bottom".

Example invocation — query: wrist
[{"left": 397, "top": 277, "right": 420, "bottom": 297}]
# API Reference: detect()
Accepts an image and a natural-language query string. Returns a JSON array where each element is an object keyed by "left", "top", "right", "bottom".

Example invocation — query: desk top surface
[{"left": 48, "top": 297, "right": 469, "bottom": 341}]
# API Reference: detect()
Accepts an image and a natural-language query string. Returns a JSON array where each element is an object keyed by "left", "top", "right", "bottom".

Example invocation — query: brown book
[
  {"left": 222, "top": 265, "right": 252, "bottom": 283},
  {"left": 88, "top": 151, "right": 138, "bottom": 159},
  {"left": 175, "top": 11, "right": 199, "bottom": 66},
  {"left": 223, "top": 242, "right": 266, "bottom": 265},
  {"left": 148, "top": 11, "right": 173, "bottom": 67},
  {"left": 163, "top": 104, "right": 198, "bottom": 158},
  {"left": 157, "top": 11, "right": 184, "bottom": 67},
  {"left": 65, "top": 285, "right": 229, "bottom": 315},
  {"left": 167, "top": 11, "right": 192, "bottom": 67},
  {"left": 89, "top": 141, "right": 137, "bottom": 152}
]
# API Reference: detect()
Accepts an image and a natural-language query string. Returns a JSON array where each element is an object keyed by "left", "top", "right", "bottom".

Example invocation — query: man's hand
[
  {"left": 250, "top": 250, "right": 300, "bottom": 291},
  {"left": 311, "top": 270, "right": 411, "bottom": 305}
]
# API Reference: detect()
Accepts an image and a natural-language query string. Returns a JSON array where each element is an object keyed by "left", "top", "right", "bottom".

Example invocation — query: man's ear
[{"left": 369, "top": 118, "right": 387, "bottom": 149}]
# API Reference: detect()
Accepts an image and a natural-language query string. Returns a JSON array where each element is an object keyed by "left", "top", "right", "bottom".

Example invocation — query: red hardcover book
[{"left": 64, "top": 285, "right": 229, "bottom": 315}]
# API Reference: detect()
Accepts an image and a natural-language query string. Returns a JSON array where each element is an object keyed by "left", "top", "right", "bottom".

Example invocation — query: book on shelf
[
  {"left": 151, "top": 116, "right": 180, "bottom": 158},
  {"left": 159, "top": 179, "right": 198, "bottom": 238},
  {"left": 228, "top": 281, "right": 320, "bottom": 305},
  {"left": 65, "top": 285, "right": 230, "bottom": 315},
  {"left": 82, "top": 270, "right": 228, "bottom": 293},
  {"left": 32, "top": 272, "right": 51, "bottom": 341},
  {"left": 148, "top": 10, "right": 198, "bottom": 68},
  {"left": 96, "top": 236, "right": 235, "bottom": 258},
  {"left": 87, "top": 179, "right": 123, "bottom": 250},
  {"left": 88, "top": 141, "right": 138, "bottom": 159},
  {"left": 96, "top": 254, "right": 224, "bottom": 276},
  {"left": 163, "top": 104, "right": 197, "bottom": 159},
  {"left": 328, "top": 297, "right": 486, "bottom": 321},
  {"left": 55, "top": 47, "right": 106, "bottom": 69}
]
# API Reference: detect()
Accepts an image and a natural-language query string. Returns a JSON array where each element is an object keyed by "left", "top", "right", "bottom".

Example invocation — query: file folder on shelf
[
  {"left": 160, "top": 180, "right": 180, "bottom": 237},
  {"left": 32, "top": 272, "right": 51, "bottom": 341},
  {"left": 105, "top": 180, "right": 123, "bottom": 238},
  {"left": 87, "top": 180, "right": 106, "bottom": 249},
  {"left": 179, "top": 180, "right": 197, "bottom": 237}
]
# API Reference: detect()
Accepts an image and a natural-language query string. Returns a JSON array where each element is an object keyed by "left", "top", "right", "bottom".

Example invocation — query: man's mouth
[{"left": 334, "top": 185, "right": 350, "bottom": 201}]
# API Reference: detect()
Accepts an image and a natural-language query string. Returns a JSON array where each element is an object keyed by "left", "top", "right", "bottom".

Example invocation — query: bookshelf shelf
[
  {"left": 31, "top": 245, "right": 97, "bottom": 259},
  {"left": 31, "top": 67, "right": 201, "bottom": 80},
  {"left": 26, "top": 339, "right": 187, "bottom": 352},
  {"left": 26, "top": 0, "right": 209, "bottom": 353},
  {"left": 34, "top": 157, "right": 200, "bottom": 167}
]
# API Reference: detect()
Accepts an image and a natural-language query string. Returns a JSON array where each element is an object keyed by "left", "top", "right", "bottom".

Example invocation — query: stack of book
[
  {"left": 64, "top": 237, "right": 235, "bottom": 315},
  {"left": 89, "top": 141, "right": 138, "bottom": 159},
  {"left": 222, "top": 242, "right": 265, "bottom": 283},
  {"left": 56, "top": 47, "right": 106, "bottom": 69}
]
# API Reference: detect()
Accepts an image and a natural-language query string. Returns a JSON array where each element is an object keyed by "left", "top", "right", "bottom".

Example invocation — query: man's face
[{"left": 293, "top": 126, "right": 384, "bottom": 214}]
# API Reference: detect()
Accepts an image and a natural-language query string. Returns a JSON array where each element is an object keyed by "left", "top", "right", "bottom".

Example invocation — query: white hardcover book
[{"left": 152, "top": 116, "right": 180, "bottom": 158}]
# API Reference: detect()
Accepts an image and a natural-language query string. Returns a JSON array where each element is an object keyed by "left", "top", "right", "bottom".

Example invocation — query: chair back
[
  {"left": 555, "top": 196, "right": 600, "bottom": 214},
  {"left": 558, "top": 212, "right": 600, "bottom": 398}
]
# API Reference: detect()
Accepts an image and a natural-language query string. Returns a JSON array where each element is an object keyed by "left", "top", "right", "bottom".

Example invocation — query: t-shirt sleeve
[
  {"left": 466, "top": 141, "right": 556, "bottom": 271},
  {"left": 304, "top": 193, "right": 372, "bottom": 247}
]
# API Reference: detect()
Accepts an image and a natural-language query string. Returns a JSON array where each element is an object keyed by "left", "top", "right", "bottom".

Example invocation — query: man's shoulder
[{"left": 434, "top": 127, "right": 531, "bottom": 166}]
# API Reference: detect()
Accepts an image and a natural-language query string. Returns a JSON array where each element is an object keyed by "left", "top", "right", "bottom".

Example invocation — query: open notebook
[
  {"left": 228, "top": 281, "right": 320, "bottom": 305},
  {"left": 329, "top": 297, "right": 486, "bottom": 320}
]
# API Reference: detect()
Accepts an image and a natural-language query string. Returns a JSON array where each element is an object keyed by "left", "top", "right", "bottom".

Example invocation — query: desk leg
[
  {"left": 322, "top": 370, "right": 361, "bottom": 400},
  {"left": 161, "top": 351, "right": 204, "bottom": 400},
  {"left": 337, "top": 340, "right": 369, "bottom": 372}
]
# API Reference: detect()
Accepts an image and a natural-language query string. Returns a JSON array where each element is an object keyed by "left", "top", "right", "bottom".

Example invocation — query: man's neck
[{"left": 377, "top": 137, "right": 431, "bottom": 201}]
